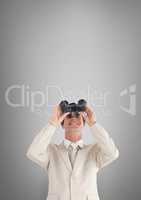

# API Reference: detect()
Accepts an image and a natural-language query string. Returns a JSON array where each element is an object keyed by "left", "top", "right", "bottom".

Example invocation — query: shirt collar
[{"left": 63, "top": 138, "right": 84, "bottom": 149}]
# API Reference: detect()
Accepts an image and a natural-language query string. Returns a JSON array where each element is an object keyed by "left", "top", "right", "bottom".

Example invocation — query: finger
[
  {"left": 87, "top": 106, "right": 96, "bottom": 117},
  {"left": 53, "top": 105, "right": 58, "bottom": 115},
  {"left": 63, "top": 112, "right": 70, "bottom": 117},
  {"left": 56, "top": 105, "right": 61, "bottom": 115},
  {"left": 86, "top": 105, "right": 93, "bottom": 112},
  {"left": 80, "top": 112, "right": 87, "bottom": 120},
  {"left": 60, "top": 112, "right": 70, "bottom": 121},
  {"left": 86, "top": 106, "right": 94, "bottom": 116},
  {"left": 56, "top": 104, "right": 63, "bottom": 118}
]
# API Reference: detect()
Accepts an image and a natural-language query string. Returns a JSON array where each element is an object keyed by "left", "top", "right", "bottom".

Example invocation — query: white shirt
[{"left": 63, "top": 138, "right": 84, "bottom": 150}]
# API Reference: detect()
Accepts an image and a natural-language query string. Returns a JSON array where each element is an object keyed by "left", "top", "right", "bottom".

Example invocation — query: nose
[{"left": 70, "top": 117, "right": 77, "bottom": 121}]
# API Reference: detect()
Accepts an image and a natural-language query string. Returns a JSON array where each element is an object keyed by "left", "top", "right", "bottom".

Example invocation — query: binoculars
[{"left": 59, "top": 99, "right": 87, "bottom": 118}]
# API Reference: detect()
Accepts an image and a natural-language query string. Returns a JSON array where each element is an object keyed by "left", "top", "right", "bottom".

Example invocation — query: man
[{"left": 26, "top": 104, "right": 119, "bottom": 200}]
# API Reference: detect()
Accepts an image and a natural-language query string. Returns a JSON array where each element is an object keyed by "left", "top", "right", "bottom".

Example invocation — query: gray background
[{"left": 0, "top": 0, "right": 140, "bottom": 200}]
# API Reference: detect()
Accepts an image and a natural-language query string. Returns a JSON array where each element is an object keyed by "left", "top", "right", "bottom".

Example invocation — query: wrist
[
  {"left": 49, "top": 120, "right": 59, "bottom": 128},
  {"left": 88, "top": 120, "right": 96, "bottom": 127}
]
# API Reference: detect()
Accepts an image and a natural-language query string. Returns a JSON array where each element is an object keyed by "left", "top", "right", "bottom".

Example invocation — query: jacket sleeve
[
  {"left": 26, "top": 122, "right": 57, "bottom": 171},
  {"left": 90, "top": 123, "right": 119, "bottom": 170}
]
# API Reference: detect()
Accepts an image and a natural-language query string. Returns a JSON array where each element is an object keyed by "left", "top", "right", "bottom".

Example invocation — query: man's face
[{"left": 62, "top": 113, "right": 84, "bottom": 131}]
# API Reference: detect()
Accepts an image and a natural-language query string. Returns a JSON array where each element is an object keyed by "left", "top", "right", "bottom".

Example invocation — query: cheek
[{"left": 77, "top": 119, "right": 83, "bottom": 126}]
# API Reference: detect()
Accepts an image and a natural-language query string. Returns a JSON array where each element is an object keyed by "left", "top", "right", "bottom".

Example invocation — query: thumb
[
  {"left": 59, "top": 112, "right": 70, "bottom": 122},
  {"left": 80, "top": 112, "right": 88, "bottom": 121}
]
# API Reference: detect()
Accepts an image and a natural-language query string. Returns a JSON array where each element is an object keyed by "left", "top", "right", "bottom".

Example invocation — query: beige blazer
[{"left": 26, "top": 122, "right": 119, "bottom": 200}]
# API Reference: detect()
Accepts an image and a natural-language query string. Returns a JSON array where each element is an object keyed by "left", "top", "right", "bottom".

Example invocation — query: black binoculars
[{"left": 59, "top": 99, "right": 87, "bottom": 118}]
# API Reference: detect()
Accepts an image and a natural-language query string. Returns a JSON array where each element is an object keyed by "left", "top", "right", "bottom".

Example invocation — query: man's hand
[
  {"left": 49, "top": 105, "right": 70, "bottom": 127},
  {"left": 80, "top": 106, "right": 96, "bottom": 127}
]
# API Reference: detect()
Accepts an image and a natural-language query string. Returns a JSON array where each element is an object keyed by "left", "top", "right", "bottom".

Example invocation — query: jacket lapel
[
  {"left": 72, "top": 144, "right": 89, "bottom": 172},
  {"left": 58, "top": 141, "right": 72, "bottom": 171},
  {"left": 58, "top": 141, "right": 90, "bottom": 172}
]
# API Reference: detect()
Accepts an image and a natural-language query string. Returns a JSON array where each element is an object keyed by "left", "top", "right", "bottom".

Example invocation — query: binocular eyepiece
[{"left": 59, "top": 99, "right": 87, "bottom": 116}]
